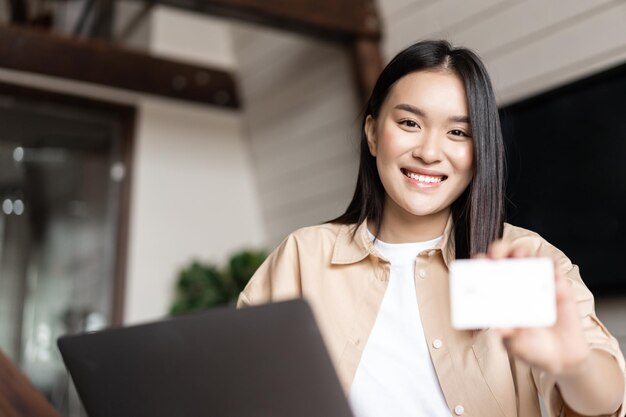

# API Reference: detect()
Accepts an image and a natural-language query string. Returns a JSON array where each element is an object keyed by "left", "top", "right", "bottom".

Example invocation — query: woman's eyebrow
[
  {"left": 393, "top": 103, "right": 470, "bottom": 124},
  {"left": 450, "top": 115, "right": 470, "bottom": 124},
  {"left": 394, "top": 103, "right": 427, "bottom": 117}
]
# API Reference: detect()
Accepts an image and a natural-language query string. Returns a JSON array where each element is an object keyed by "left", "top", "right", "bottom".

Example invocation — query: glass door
[{"left": 0, "top": 85, "right": 134, "bottom": 416}]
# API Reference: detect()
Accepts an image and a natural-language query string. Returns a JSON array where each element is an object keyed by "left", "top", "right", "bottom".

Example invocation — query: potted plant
[{"left": 170, "top": 249, "right": 267, "bottom": 315}]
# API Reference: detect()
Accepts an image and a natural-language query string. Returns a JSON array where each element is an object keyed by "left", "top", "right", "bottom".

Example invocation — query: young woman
[{"left": 238, "top": 40, "right": 625, "bottom": 417}]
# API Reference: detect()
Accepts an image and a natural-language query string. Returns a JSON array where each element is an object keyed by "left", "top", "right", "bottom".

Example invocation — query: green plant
[{"left": 169, "top": 249, "right": 267, "bottom": 315}]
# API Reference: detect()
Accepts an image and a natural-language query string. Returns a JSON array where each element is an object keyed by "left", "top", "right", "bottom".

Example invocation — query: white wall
[
  {"left": 149, "top": 7, "right": 237, "bottom": 69},
  {"left": 231, "top": 22, "right": 361, "bottom": 246},
  {"left": 123, "top": 7, "right": 265, "bottom": 324},
  {"left": 124, "top": 99, "right": 265, "bottom": 324}
]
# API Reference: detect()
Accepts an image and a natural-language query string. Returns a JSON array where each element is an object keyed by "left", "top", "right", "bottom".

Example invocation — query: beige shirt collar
[{"left": 331, "top": 214, "right": 456, "bottom": 266}]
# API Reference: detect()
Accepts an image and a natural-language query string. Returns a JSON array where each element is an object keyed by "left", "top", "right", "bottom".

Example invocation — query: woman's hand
[
  {"left": 477, "top": 240, "right": 624, "bottom": 416},
  {"left": 480, "top": 240, "right": 589, "bottom": 376}
]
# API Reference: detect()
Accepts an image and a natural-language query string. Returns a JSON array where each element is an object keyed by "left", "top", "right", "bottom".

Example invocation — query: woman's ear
[{"left": 365, "top": 115, "right": 377, "bottom": 157}]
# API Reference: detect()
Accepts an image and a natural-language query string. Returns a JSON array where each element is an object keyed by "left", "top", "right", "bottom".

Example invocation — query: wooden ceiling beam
[
  {"left": 0, "top": 24, "right": 240, "bottom": 108},
  {"left": 149, "top": 0, "right": 382, "bottom": 41}
]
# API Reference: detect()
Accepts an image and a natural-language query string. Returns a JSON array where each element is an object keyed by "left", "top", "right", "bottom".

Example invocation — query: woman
[{"left": 238, "top": 40, "right": 625, "bottom": 417}]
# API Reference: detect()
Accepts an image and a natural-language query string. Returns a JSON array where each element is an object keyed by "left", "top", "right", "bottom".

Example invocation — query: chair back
[{"left": 0, "top": 350, "right": 62, "bottom": 417}]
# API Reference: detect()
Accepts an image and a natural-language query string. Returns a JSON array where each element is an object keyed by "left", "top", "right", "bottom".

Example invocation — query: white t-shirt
[{"left": 348, "top": 233, "right": 452, "bottom": 417}]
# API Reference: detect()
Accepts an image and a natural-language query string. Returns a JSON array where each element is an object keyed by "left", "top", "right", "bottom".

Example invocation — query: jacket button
[
  {"left": 418, "top": 269, "right": 427, "bottom": 278},
  {"left": 433, "top": 339, "right": 443, "bottom": 349},
  {"left": 454, "top": 405, "right": 465, "bottom": 415}
]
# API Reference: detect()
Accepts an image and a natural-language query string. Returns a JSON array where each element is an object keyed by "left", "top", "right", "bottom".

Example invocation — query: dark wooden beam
[
  {"left": 350, "top": 36, "right": 384, "bottom": 105},
  {"left": 149, "top": 0, "right": 382, "bottom": 41},
  {"left": 0, "top": 24, "right": 240, "bottom": 108},
  {"left": 0, "top": 350, "right": 63, "bottom": 417}
]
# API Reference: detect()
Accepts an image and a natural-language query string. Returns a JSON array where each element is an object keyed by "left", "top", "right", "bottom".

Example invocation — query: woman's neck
[{"left": 374, "top": 203, "right": 450, "bottom": 244}]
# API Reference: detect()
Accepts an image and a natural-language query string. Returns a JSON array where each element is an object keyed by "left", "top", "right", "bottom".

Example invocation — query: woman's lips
[{"left": 401, "top": 168, "right": 447, "bottom": 187}]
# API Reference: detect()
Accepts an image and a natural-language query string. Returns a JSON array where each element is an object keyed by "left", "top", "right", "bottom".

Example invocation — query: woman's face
[{"left": 365, "top": 70, "right": 474, "bottom": 221}]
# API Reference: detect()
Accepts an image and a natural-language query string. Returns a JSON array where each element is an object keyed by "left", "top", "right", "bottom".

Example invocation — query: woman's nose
[{"left": 412, "top": 132, "right": 443, "bottom": 164}]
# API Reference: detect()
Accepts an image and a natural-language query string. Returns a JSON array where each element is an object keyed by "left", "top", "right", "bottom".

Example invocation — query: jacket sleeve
[
  {"left": 529, "top": 238, "right": 626, "bottom": 417},
  {"left": 237, "top": 233, "right": 303, "bottom": 308}
]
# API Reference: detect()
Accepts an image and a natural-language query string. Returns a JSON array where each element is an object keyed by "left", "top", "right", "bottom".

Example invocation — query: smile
[{"left": 401, "top": 169, "right": 447, "bottom": 184}]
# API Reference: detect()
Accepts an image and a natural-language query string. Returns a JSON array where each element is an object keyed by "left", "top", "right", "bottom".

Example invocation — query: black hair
[{"left": 331, "top": 40, "right": 505, "bottom": 259}]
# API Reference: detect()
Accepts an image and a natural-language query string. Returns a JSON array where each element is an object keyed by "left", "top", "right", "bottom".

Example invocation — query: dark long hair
[{"left": 331, "top": 40, "right": 505, "bottom": 259}]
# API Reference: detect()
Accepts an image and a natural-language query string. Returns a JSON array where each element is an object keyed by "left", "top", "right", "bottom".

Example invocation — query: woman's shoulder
[
  {"left": 502, "top": 222, "right": 550, "bottom": 249},
  {"left": 502, "top": 222, "right": 543, "bottom": 241},
  {"left": 502, "top": 222, "right": 569, "bottom": 262}
]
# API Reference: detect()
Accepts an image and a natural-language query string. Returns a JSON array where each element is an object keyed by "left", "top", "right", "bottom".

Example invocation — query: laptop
[{"left": 57, "top": 299, "right": 355, "bottom": 417}]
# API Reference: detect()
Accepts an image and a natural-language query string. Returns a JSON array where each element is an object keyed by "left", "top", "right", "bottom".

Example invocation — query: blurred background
[{"left": 0, "top": 0, "right": 624, "bottom": 415}]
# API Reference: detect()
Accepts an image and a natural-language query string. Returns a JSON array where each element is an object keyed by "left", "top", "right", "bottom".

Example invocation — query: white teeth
[{"left": 405, "top": 171, "right": 443, "bottom": 183}]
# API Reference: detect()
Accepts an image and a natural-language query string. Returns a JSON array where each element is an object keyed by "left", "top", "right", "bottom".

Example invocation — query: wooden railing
[{"left": 0, "top": 350, "right": 62, "bottom": 417}]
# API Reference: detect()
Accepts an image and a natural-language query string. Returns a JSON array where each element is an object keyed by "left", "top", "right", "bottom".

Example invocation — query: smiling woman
[
  {"left": 238, "top": 40, "right": 626, "bottom": 417},
  {"left": 333, "top": 41, "right": 505, "bottom": 260},
  {"left": 363, "top": 71, "right": 474, "bottom": 244}
]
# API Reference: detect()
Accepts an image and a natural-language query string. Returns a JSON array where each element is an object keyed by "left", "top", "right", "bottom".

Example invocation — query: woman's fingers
[{"left": 487, "top": 240, "right": 510, "bottom": 258}]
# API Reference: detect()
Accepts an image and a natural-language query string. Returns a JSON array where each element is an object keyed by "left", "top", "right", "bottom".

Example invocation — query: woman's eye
[
  {"left": 449, "top": 129, "right": 471, "bottom": 138},
  {"left": 400, "top": 119, "right": 419, "bottom": 128}
]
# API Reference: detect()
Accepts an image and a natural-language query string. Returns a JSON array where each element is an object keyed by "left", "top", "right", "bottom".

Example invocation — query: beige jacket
[{"left": 238, "top": 218, "right": 626, "bottom": 417}]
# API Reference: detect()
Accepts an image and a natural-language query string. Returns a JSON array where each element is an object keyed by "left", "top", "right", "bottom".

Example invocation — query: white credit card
[{"left": 449, "top": 258, "right": 556, "bottom": 330}]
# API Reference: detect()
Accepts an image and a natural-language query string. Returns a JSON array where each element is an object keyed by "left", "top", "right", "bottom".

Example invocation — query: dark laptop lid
[{"left": 57, "top": 299, "right": 354, "bottom": 417}]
